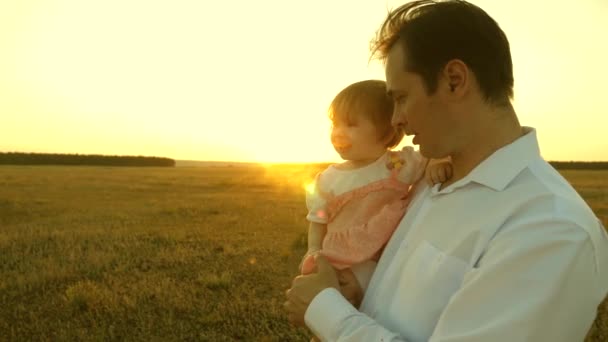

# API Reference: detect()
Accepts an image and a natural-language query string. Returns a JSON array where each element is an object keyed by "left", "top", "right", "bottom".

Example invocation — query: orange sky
[{"left": 1, "top": 0, "right": 607, "bottom": 163}]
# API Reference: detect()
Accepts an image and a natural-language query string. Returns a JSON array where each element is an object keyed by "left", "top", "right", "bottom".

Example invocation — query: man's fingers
[
  {"left": 284, "top": 294, "right": 308, "bottom": 327},
  {"left": 437, "top": 167, "right": 447, "bottom": 182},
  {"left": 284, "top": 299, "right": 298, "bottom": 313},
  {"left": 285, "top": 285, "right": 307, "bottom": 306},
  {"left": 431, "top": 169, "right": 439, "bottom": 184},
  {"left": 284, "top": 300, "right": 304, "bottom": 326},
  {"left": 425, "top": 169, "right": 434, "bottom": 185},
  {"left": 290, "top": 274, "right": 305, "bottom": 287}
]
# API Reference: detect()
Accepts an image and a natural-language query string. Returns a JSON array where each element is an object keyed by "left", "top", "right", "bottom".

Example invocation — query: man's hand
[
  {"left": 425, "top": 159, "right": 453, "bottom": 185},
  {"left": 337, "top": 268, "right": 364, "bottom": 308},
  {"left": 284, "top": 254, "right": 340, "bottom": 326}
]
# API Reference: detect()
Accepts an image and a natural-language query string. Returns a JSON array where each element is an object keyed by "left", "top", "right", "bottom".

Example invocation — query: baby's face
[{"left": 330, "top": 114, "right": 387, "bottom": 164}]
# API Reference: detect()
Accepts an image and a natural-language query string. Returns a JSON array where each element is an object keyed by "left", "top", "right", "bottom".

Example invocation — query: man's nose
[{"left": 391, "top": 109, "right": 406, "bottom": 128}]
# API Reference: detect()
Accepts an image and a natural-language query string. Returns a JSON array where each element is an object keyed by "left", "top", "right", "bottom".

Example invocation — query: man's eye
[{"left": 396, "top": 96, "right": 407, "bottom": 104}]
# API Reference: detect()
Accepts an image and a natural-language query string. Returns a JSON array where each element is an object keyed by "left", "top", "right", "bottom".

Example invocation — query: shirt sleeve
[
  {"left": 396, "top": 146, "right": 428, "bottom": 184},
  {"left": 305, "top": 288, "right": 409, "bottom": 342},
  {"left": 306, "top": 172, "right": 329, "bottom": 224}
]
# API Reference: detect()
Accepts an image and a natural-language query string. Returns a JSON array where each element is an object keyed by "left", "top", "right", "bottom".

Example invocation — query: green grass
[{"left": 0, "top": 165, "right": 606, "bottom": 341}]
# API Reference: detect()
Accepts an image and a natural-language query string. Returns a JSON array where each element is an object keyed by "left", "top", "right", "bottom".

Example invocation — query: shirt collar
[{"left": 432, "top": 126, "right": 540, "bottom": 195}]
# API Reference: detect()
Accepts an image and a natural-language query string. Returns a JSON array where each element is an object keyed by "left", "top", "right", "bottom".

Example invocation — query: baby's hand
[
  {"left": 385, "top": 151, "right": 404, "bottom": 170},
  {"left": 425, "top": 160, "right": 453, "bottom": 186}
]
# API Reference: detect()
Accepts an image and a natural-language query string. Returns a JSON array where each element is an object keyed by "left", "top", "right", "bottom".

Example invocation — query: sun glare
[{"left": 305, "top": 182, "right": 316, "bottom": 195}]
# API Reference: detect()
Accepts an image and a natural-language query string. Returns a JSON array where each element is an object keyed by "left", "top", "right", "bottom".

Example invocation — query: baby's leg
[
  {"left": 349, "top": 260, "right": 378, "bottom": 293},
  {"left": 371, "top": 244, "right": 386, "bottom": 262}
]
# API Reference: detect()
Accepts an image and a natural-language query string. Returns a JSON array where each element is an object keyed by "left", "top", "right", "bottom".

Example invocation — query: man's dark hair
[{"left": 371, "top": 0, "right": 514, "bottom": 105}]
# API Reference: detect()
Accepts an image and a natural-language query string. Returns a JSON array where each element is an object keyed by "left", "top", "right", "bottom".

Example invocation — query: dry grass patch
[{"left": 0, "top": 165, "right": 605, "bottom": 340}]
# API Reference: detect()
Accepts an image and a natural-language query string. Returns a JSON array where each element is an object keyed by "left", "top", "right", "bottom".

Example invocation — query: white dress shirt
[{"left": 304, "top": 127, "right": 608, "bottom": 341}]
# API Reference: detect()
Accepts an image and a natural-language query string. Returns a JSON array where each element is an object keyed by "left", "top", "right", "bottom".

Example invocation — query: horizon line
[{"left": 1, "top": 151, "right": 607, "bottom": 164}]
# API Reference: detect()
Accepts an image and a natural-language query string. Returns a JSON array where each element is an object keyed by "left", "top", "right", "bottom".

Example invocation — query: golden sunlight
[
  {"left": 1, "top": 0, "right": 607, "bottom": 162},
  {"left": 305, "top": 182, "right": 316, "bottom": 195}
]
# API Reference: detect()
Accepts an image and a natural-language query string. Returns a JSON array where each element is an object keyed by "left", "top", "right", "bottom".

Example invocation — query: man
[{"left": 284, "top": 1, "right": 608, "bottom": 341}]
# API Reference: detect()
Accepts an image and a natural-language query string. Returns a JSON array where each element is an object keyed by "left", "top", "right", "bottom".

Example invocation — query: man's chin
[
  {"left": 417, "top": 145, "right": 435, "bottom": 159},
  {"left": 415, "top": 144, "right": 426, "bottom": 156},
  {"left": 419, "top": 147, "right": 450, "bottom": 160}
]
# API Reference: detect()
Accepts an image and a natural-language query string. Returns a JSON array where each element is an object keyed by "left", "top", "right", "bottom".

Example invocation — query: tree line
[
  {"left": 0, "top": 152, "right": 175, "bottom": 167},
  {"left": 0, "top": 152, "right": 606, "bottom": 169},
  {"left": 548, "top": 161, "right": 608, "bottom": 170}
]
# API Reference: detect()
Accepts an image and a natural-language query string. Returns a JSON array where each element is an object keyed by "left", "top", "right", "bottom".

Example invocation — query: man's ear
[{"left": 441, "top": 59, "right": 469, "bottom": 97}]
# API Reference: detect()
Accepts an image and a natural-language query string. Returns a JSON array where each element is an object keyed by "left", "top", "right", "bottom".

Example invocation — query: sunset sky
[{"left": 1, "top": 0, "right": 607, "bottom": 163}]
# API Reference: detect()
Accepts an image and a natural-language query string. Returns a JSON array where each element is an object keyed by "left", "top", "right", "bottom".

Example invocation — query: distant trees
[
  {"left": 0, "top": 152, "right": 175, "bottom": 167},
  {"left": 549, "top": 161, "right": 608, "bottom": 170},
  {"left": 0, "top": 152, "right": 606, "bottom": 169}
]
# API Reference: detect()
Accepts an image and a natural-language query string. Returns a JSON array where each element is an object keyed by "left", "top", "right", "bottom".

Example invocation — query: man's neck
[{"left": 440, "top": 107, "right": 523, "bottom": 190}]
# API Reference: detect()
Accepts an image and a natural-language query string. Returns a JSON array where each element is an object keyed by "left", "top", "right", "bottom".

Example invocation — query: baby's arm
[
  {"left": 307, "top": 221, "right": 326, "bottom": 254},
  {"left": 299, "top": 222, "right": 327, "bottom": 272},
  {"left": 425, "top": 158, "right": 453, "bottom": 185}
]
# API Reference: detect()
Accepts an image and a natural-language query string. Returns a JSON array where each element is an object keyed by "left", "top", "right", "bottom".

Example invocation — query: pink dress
[{"left": 303, "top": 147, "right": 427, "bottom": 288}]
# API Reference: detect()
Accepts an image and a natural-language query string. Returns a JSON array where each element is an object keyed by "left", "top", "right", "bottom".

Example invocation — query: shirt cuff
[{"left": 304, "top": 287, "right": 359, "bottom": 340}]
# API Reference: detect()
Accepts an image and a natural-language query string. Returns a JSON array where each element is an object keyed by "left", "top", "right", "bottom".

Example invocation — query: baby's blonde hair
[{"left": 328, "top": 80, "right": 403, "bottom": 148}]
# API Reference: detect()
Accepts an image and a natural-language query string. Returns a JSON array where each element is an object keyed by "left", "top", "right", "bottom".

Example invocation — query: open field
[{"left": 0, "top": 165, "right": 607, "bottom": 341}]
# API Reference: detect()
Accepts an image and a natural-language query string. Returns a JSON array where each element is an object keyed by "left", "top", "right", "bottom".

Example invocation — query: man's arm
[
  {"left": 427, "top": 217, "right": 606, "bottom": 341},
  {"left": 287, "top": 255, "right": 411, "bottom": 341},
  {"left": 295, "top": 218, "right": 607, "bottom": 341},
  {"left": 305, "top": 287, "right": 409, "bottom": 341}
]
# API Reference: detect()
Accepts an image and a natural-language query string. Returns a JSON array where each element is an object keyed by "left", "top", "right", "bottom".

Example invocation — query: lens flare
[{"left": 304, "top": 182, "right": 316, "bottom": 194}]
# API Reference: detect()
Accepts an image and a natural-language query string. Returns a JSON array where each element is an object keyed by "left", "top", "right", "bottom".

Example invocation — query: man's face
[{"left": 385, "top": 43, "right": 453, "bottom": 159}]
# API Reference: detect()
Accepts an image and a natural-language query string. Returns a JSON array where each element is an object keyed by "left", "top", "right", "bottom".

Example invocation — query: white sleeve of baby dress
[
  {"left": 305, "top": 171, "right": 329, "bottom": 224},
  {"left": 396, "top": 146, "right": 428, "bottom": 184}
]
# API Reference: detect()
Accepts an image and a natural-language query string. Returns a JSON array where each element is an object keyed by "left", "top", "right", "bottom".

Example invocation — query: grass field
[{"left": 0, "top": 165, "right": 607, "bottom": 341}]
